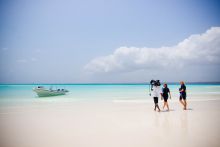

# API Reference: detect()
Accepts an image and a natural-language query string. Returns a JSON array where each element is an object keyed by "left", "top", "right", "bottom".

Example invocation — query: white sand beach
[{"left": 0, "top": 100, "right": 220, "bottom": 147}]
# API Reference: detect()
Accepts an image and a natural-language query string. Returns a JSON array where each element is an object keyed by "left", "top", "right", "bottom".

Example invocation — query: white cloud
[
  {"left": 16, "top": 59, "right": 27, "bottom": 63},
  {"left": 85, "top": 27, "right": 220, "bottom": 73},
  {"left": 30, "top": 57, "right": 37, "bottom": 62},
  {"left": 16, "top": 57, "right": 37, "bottom": 63},
  {"left": 35, "top": 49, "right": 42, "bottom": 53}
]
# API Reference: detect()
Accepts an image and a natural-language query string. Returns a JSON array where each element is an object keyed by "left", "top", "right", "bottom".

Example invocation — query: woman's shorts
[
  {"left": 153, "top": 97, "right": 158, "bottom": 104},
  {"left": 163, "top": 96, "right": 168, "bottom": 102}
]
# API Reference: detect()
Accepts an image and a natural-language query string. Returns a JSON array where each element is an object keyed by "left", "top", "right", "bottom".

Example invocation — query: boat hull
[{"left": 33, "top": 88, "right": 68, "bottom": 97}]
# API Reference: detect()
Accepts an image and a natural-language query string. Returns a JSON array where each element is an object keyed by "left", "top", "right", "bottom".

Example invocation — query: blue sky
[{"left": 0, "top": 0, "right": 220, "bottom": 83}]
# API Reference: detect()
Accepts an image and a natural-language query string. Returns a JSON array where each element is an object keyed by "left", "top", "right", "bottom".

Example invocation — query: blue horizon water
[{"left": 0, "top": 84, "right": 220, "bottom": 105}]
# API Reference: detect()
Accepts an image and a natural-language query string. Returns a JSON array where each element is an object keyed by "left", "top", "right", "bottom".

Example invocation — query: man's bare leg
[
  {"left": 179, "top": 100, "right": 185, "bottom": 109},
  {"left": 183, "top": 100, "right": 187, "bottom": 110}
]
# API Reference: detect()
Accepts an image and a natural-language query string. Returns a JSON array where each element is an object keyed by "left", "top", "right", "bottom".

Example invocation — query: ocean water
[{"left": 0, "top": 84, "right": 220, "bottom": 105}]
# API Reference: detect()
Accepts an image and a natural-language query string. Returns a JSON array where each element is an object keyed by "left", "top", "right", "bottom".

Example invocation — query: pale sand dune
[{"left": 0, "top": 100, "right": 220, "bottom": 147}]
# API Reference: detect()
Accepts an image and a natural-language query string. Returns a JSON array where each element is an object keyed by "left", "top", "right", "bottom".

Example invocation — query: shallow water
[{"left": 0, "top": 84, "right": 220, "bottom": 105}]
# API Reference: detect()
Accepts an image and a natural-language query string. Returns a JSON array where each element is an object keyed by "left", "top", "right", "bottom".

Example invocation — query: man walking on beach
[
  {"left": 151, "top": 82, "right": 162, "bottom": 112},
  {"left": 179, "top": 81, "right": 187, "bottom": 110}
]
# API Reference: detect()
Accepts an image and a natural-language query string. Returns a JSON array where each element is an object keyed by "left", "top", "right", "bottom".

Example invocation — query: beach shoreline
[{"left": 0, "top": 99, "right": 220, "bottom": 147}]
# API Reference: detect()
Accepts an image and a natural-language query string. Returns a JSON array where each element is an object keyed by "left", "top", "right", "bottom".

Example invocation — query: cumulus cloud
[
  {"left": 16, "top": 59, "right": 28, "bottom": 63},
  {"left": 16, "top": 57, "right": 38, "bottom": 63},
  {"left": 30, "top": 57, "right": 37, "bottom": 62},
  {"left": 85, "top": 27, "right": 220, "bottom": 73}
]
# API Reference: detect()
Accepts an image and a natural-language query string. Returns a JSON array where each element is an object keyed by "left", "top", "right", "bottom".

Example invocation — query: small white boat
[{"left": 33, "top": 86, "right": 69, "bottom": 97}]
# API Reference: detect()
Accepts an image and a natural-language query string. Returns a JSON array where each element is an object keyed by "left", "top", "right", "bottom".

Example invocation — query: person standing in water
[
  {"left": 162, "top": 83, "right": 171, "bottom": 111},
  {"left": 151, "top": 80, "right": 162, "bottom": 112},
  {"left": 179, "top": 81, "right": 187, "bottom": 110}
]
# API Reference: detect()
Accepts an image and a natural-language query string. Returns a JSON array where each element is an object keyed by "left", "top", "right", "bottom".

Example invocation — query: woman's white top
[{"left": 151, "top": 86, "right": 162, "bottom": 97}]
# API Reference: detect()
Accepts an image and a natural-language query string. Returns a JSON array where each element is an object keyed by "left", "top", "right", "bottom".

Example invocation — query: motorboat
[{"left": 33, "top": 86, "right": 69, "bottom": 97}]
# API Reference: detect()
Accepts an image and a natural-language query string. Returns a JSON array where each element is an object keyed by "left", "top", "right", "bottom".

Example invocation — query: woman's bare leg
[
  {"left": 164, "top": 102, "right": 169, "bottom": 111},
  {"left": 163, "top": 102, "right": 166, "bottom": 109},
  {"left": 167, "top": 102, "right": 170, "bottom": 111}
]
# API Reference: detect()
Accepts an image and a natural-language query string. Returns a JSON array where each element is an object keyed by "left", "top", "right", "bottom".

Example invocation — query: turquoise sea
[{"left": 0, "top": 84, "right": 220, "bottom": 105}]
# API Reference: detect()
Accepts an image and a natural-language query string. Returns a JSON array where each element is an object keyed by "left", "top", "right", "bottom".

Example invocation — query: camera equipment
[
  {"left": 150, "top": 80, "right": 161, "bottom": 87},
  {"left": 149, "top": 80, "right": 161, "bottom": 96}
]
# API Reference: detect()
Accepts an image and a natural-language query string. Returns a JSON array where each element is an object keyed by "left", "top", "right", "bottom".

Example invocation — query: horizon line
[{"left": 1, "top": 81, "right": 220, "bottom": 85}]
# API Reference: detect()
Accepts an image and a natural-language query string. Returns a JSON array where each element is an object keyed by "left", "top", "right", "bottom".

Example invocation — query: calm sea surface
[{"left": 0, "top": 84, "right": 220, "bottom": 105}]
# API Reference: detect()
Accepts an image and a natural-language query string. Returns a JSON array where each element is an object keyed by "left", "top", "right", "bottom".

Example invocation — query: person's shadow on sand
[
  {"left": 161, "top": 109, "right": 175, "bottom": 112},
  {"left": 160, "top": 108, "right": 193, "bottom": 112}
]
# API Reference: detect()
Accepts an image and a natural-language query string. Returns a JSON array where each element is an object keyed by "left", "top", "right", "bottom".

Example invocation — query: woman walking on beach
[
  {"left": 179, "top": 81, "right": 187, "bottom": 110},
  {"left": 162, "top": 83, "right": 171, "bottom": 111}
]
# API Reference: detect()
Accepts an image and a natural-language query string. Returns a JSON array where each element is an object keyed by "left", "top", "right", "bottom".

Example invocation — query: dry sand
[{"left": 0, "top": 100, "right": 220, "bottom": 147}]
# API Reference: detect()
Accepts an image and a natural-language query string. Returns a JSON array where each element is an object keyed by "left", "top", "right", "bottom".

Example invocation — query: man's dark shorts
[
  {"left": 153, "top": 97, "right": 158, "bottom": 104},
  {"left": 179, "top": 93, "right": 186, "bottom": 100}
]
